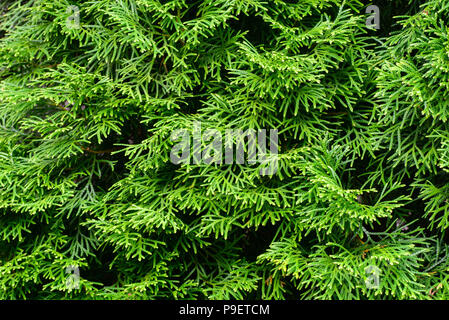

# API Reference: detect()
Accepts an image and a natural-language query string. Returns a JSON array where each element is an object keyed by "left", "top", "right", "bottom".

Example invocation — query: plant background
[{"left": 0, "top": 0, "right": 449, "bottom": 299}]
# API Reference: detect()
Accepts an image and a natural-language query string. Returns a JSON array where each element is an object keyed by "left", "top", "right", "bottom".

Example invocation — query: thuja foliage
[{"left": 0, "top": 0, "right": 449, "bottom": 300}]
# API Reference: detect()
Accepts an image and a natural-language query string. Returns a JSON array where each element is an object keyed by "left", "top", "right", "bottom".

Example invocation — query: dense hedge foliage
[{"left": 1, "top": 0, "right": 449, "bottom": 300}]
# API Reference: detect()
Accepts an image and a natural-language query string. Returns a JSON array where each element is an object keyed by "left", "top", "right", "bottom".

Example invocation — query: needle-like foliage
[{"left": 0, "top": 0, "right": 448, "bottom": 300}]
